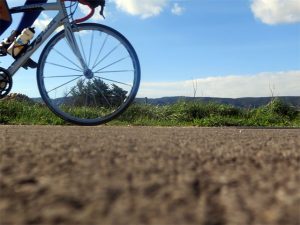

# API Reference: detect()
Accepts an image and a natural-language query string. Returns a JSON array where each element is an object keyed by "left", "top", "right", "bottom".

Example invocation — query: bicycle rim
[{"left": 37, "top": 23, "right": 141, "bottom": 125}]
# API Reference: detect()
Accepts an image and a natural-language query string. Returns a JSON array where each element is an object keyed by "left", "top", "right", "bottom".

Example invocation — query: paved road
[{"left": 0, "top": 126, "right": 299, "bottom": 225}]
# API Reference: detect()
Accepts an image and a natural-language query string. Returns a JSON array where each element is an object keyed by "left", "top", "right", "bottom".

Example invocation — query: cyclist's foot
[
  {"left": 0, "top": 41, "right": 9, "bottom": 56},
  {"left": 0, "top": 30, "right": 19, "bottom": 56},
  {"left": 22, "top": 58, "right": 38, "bottom": 70}
]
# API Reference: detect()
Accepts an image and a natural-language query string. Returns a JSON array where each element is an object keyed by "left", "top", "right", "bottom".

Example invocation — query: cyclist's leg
[
  {"left": 0, "top": 0, "right": 12, "bottom": 36},
  {"left": 0, "top": 0, "right": 12, "bottom": 55},
  {"left": 0, "top": 22, "right": 11, "bottom": 36},
  {"left": 1, "top": 0, "right": 48, "bottom": 48},
  {"left": 16, "top": 0, "right": 48, "bottom": 32},
  {"left": 1, "top": 0, "right": 47, "bottom": 68},
  {"left": 16, "top": 0, "right": 48, "bottom": 68},
  {"left": 0, "top": 27, "right": 15, "bottom": 56}
]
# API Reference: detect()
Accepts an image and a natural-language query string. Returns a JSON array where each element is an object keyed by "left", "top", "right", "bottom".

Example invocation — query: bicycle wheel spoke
[
  {"left": 64, "top": 37, "right": 72, "bottom": 50},
  {"left": 88, "top": 30, "right": 95, "bottom": 67},
  {"left": 94, "top": 56, "right": 129, "bottom": 73},
  {"left": 44, "top": 75, "right": 82, "bottom": 78},
  {"left": 92, "top": 78, "right": 112, "bottom": 108},
  {"left": 92, "top": 43, "right": 121, "bottom": 70},
  {"left": 56, "top": 88, "right": 72, "bottom": 105},
  {"left": 38, "top": 24, "right": 140, "bottom": 125},
  {"left": 94, "top": 75, "right": 132, "bottom": 87},
  {"left": 46, "top": 62, "right": 83, "bottom": 73},
  {"left": 64, "top": 86, "right": 75, "bottom": 98},
  {"left": 48, "top": 76, "right": 82, "bottom": 93},
  {"left": 68, "top": 87, "right": 78, "bottom": 108},
  {"left": 76, "top": 31, "right": 88, "bottom": 64},
  {"left": 85, "top": 90, "right": 88, "bottom": 117},
  {"left": 53, "top": 48, "right": 83, "bottom": 71},
  {"left": 92, "top": 93, "right": 98, "bottom": 107},
  {"left": 95, "top": 70, "right": 134, "bottom": 74},
  {"left": 92, "top": 33, "right": 107, "bottom": 69}
]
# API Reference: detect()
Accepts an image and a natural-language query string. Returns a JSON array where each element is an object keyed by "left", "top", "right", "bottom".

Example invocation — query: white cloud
[
  {"left": 171, "top": 3, "right": 185, "bottom": 16},
  {"left": 9, "top": 0, "right": 182, "bottom": 20},
  {"left": 78, "top": 4, "right": 104, "bottom": 21},
  {"left": 251, "top": 0, "right": 300, "bottom": 25},
  {"left": 113, "top": 0, "right": 168, "bottom": 18},
  {"left": 33, "top": 13, "right": 51, "bottom": 31},
  {"left": 33, "top": 13, "right": 64, "bottom": 33},
  {"left": 138, "top": 71, "right": 300, "bottom": 98}
]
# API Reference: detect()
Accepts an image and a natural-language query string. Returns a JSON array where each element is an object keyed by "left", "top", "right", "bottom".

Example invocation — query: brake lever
[{"left": 99, "top": 2, "right": 105, "bottom": 19}]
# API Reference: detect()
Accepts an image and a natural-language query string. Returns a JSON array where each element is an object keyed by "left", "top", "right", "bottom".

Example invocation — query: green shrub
[
  {"left": 267, "top": 98, "right": 298, "bottom": 119},
  {"left": 0, "top": 97, "right": 299, "bottom": 127},
  {"left": 247, "top": 99, "right": 298, "bottom": 126}
]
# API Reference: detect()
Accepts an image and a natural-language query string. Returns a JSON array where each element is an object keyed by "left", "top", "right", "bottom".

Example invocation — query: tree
[
  {"left": 110, "top": 84, "right": 128, "bottom": 106},
  {"left": 68, "top": 78, "right": 127, "bottom": 108}
]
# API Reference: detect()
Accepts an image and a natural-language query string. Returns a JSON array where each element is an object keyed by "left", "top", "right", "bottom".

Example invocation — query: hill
[
  {"left": 135, "top": 96, "right": 300, "bottom": 108},
  {"left": 30, "top": 95, "right": 300, "bottom": 109}
]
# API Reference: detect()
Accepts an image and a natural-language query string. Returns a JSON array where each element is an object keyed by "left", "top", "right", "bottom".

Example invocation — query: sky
[{"left": 1, "top": 0, "right": 300, "bottom": 98}]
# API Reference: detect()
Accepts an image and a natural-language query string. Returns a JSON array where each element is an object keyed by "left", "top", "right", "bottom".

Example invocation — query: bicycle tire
[{"left": 37, "top": 23, "right": 141, "bottom": 125}]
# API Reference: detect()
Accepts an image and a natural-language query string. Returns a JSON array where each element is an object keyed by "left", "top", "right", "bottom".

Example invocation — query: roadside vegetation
[{"left": 0, "top": 94, "right": 299, "bottom": 127}]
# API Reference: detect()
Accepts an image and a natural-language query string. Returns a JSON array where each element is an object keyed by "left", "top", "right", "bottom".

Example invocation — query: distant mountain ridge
[
  {"left": 135, "top": 96, "right": 300, "bottom": 108},
  {"left": 31, "top": 96, "right": 300, "bottom": 108}
]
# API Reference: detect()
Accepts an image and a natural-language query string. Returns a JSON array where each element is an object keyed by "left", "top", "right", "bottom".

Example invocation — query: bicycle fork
[
  {"left": 64, "top": 25, "right": 85, "bottom": 66},
  {"left": 61, "top": 2, "right": 91, "bottom": 78},
  {"left": 64, "top": 23, "right": 95, "bottom": 79}
]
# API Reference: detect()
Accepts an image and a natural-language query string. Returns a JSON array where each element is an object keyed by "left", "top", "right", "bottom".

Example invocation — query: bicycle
[{"left": 0, "top": 0, "right": 141, "bottom": 125}]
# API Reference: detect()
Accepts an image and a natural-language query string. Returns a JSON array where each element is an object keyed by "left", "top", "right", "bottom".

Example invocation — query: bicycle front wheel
[{"left": 37, "top": 23, "right": 140, "bottom": 125}]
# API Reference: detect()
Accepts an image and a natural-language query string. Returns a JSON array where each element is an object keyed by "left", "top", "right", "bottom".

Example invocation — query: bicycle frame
[
  {"left": 1, "top": 0, "right": 141, "bottom": 126},
  {"left": 7, "top": 0, "right": 89, "bottom": 76}
]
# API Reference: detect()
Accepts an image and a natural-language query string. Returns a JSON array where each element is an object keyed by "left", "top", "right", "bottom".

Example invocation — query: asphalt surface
[{"left": 0, "top": 126, "right": 299, "bottom": 225}]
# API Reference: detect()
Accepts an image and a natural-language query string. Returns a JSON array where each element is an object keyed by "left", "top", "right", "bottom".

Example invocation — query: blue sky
[{"left": 1, "top": 0, "right": 300, "bottom": 98}]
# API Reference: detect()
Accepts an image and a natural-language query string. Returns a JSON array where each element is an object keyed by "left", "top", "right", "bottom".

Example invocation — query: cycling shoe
[{"left": 0, "top": 30, "right": 19, "bottom": 57}]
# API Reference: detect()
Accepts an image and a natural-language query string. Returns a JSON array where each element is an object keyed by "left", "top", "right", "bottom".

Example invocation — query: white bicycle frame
[{"left": 7, "top": 0, "right": 88, "bottom": 76}]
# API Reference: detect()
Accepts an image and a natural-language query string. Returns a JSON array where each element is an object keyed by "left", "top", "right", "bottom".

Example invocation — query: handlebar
[{"left": 61, "top": 0, "right": 100, "bottom": 24}]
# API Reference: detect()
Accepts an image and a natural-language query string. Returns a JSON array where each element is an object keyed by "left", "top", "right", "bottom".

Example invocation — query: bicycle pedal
[{"left": 22, "top": 58, "right": 38, "bottom": 70}]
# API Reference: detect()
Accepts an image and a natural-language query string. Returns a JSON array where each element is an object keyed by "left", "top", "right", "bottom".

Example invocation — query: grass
[
  {"left": 0, "top": 100, "right": 65, "bottom": 125},
  {"left": 0, "top": 97, "right": 299, "bottom": 127},
  {"left": 117, "top": 99, "right": 300, "bottom": 127}
]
